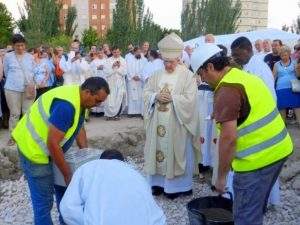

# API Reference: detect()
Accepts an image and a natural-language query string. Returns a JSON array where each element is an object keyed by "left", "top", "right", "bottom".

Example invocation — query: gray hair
[{"left": 279, "top": 45, "right": 291, "bottom": 55}]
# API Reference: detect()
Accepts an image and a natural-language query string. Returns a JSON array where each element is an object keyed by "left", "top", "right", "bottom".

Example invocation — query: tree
[
  {"left": 107, "top": 0, "right": 165, "bottom": 52},
  {"left": 47, "top": 34, "right": 72, "bottom": 50},
  {"left": 0, "top": 3, "right": 14, "bottom": 46},
  {"left": 106, "top": 0, "right": 135, "bottom": 52},
  {"left": 65, "top": 6, "right": 78, "bottom": 37},
  {"left": 82, "top": 27, "right": 100, "bottom": 50},
  {"left": 205, "top": 0, "right": 241, "bottom": 35},
  {"left": 181, "top": 0, "right": 241, "bottom": 41},
  {"left": 17, "top": 0, "right": 61, "bottom": 47}
]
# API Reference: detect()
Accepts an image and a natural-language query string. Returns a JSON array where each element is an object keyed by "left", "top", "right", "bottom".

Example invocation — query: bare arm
[
  {"left": 76, "top": 126, "right": 88, "bottom": 149},
  {"left": 215, "top": 120, "right": 237, "bottom": 193},
  {"left": 47, "top": 124, "right": 72, "bottom": 185}
]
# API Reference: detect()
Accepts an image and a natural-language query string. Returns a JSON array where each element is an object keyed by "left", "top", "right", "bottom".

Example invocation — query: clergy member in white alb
[
  {"left": 90, "top": 49, "right": 107, "bottom": 80},
  {"left": 143, "top": 33, "right": 199, "bottom": 199},
  {"left": 90, "top": 49, "right": 107, "bottom": 115},
  {"left": 103, "top": 47, "right": 127, "bottom": 120},
  {"left": 60, "top": 150, "right": 166, "bottom": 225},
  {"left": 142, "top": 50, "right": 164, "bottom": 83},
  {"left": 126, "top": 47, "right": 148, "bottom": 116}
]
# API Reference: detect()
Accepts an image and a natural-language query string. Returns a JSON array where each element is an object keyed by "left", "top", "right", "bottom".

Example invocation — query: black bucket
[{"left": 187, "top": 193, "right": 234, "bottom": 225}]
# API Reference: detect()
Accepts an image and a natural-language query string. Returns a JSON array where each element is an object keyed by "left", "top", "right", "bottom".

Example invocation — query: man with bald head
[
  {"left": 205, "top": 34, "right": 215, "bottom": 43},
  {"left": 254, "top": 39, "right": 263, "bottom": 54}
]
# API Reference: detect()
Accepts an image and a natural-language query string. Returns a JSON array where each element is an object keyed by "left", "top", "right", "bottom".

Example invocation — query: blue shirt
[
  {"left": 4, "top": 51, "right": 34, "bottom": 92},
  {"left": 48, "top": 99, "right": 85, "bottom": 152},
  {"left": 275, "top": 59, "right": 297, "bottom": 90},
  {"left": 33, "top": 59, "right": 55, "bottom": 87}
]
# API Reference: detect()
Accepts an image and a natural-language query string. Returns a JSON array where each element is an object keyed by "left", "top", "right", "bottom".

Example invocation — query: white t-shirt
[
  {"left": 243, "top": 55, "right": 276, "bottom": 100},
  {"left": 60, "top": 160, "right": 166, "bottom": 225}
]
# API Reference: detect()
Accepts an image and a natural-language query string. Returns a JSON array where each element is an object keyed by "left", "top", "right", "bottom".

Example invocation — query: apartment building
[
  {"left": 59, "top": 0, "right": 112, "bottom": 37},
  {"left": 182, "top": 0, "right": 269, "bottom": 32}
]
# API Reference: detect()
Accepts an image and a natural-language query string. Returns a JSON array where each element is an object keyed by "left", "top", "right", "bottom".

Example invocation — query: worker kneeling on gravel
[
  {"left": 12, "top": 77, "right": 109, "bottom": 225},
  {"left": 60, "top": 149, "right": 166, "bottom": 225},
  {"left": 190, "top": 44, "right": 293, "bottom": 225}
]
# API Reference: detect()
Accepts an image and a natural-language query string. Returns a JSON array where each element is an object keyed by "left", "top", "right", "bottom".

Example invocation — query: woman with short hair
[
  {"left": 3, "top": 34, "right": 35, "bottom": 145},
  {"left": 273, "top": 45, "right": 300, "bottom": 124}
]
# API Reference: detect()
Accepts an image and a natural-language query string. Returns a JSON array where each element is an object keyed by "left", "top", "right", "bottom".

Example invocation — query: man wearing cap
[
  {"left": 191, "top": 44, "right": 293, "bottom": 225},
  {"left": 143, "top": 33, "right": 199, "bottom": 199}
]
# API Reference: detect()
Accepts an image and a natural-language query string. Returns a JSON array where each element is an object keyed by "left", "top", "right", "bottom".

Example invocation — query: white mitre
[{"left": 158, "top": 33, "right": 184, "bottom": 60}]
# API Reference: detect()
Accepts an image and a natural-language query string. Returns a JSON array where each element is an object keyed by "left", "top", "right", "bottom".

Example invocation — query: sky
[{"left": 1, "top": 0, "right": 300, "bottom": 30}]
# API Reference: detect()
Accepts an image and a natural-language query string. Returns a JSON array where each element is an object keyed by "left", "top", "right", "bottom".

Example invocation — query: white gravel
[{"left": 0, "top": 155, "right": 300, "bottom": 225}]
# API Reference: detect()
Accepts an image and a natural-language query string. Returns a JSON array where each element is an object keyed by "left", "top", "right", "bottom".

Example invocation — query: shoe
[
  {"left": 164, "top": 192, "right": 180, "bottom": 200},
  {"left": 181, "top": 189, "right": 193, "bottom": 196},
  {"left": 164, "top": 189, "right": 193, "bottom": 200},
  {"left": 152, "top": 186, "right": 164, "bottom": 196},
  {"left": 198, "top": 163, "right": 211, "bottom": 173}
]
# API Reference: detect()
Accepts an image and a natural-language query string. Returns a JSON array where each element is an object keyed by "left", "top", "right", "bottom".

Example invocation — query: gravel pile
[{"left": 0, "top": 155, "right": 299, "bottom": 225}]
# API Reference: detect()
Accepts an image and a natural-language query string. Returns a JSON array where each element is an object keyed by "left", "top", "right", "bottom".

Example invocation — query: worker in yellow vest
[
  {"left": 191, "top": 44, "right": 293, "bottom": 225},
  {"left": 12, "top": 77, "right": 109, "bottom": 225}
]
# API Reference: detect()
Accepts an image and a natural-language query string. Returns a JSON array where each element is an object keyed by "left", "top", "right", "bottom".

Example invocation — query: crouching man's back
[{"left": 60, "top": 159, "right": 166, "bottom": 225}]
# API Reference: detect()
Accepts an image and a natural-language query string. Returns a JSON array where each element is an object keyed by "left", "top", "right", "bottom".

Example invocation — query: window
[
  {"left": 63, "top": 4, "right": 68, "bottom": 10},
  {"left": 102, "top": 25, "right": 106, "bottom": 30},
  {"left": 101, "top": 14, "right": 106, "bottom": 19},
  {"left": 101, "top": 3, "right": 105, "bottom": 9},
  {"left": 93, "top": 4, "right": 97, "bottom": 9},
  {"left": 92, "top": 15, "right": 97, "bottom": 20}
]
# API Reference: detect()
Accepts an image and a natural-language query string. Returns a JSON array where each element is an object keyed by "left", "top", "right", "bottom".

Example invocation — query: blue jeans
[
  {"left": 54, "top": 185, "right": 67, "bottom": 225},
  {"left": 233, "top": 158, "right": 286, "bottom": 225},
  {"left": 19, "top": 153, "right": 67, "bottom": 225}
]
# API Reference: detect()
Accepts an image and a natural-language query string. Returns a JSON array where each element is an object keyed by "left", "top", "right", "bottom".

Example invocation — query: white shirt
[
  {"left": 243, "top": 55, "right": 276, "bottom": 100},
  {"left": 60, "top": 160, "right": 166, "bottom": 225},
  {"left": 181, "top": 50, "right": 191, "bottom": 68},
  {"left": 126, "top": 56, "right": 148, "bottom": 80},
  {"left": 90, "top": 58, "right": 106, "bottom": 78},
  {"left": 125, "top": 52, "right": 134, "bottom": 63},
  {"left": 142, "top": 59, "right": 164, "bottom": 82},
  {"left": 59, "top": 55, "right": 71, "bottom": 73}
]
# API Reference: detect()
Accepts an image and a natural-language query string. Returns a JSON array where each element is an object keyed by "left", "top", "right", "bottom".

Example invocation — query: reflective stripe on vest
[
  {"left": 26, "top": 108, "right": 49, "bottom": 155},
  {"left": 236, "top": 128, "right": 288, "bottom": 158},
  {"left": 237, "top": 108, "right": 279, "bottom": 137},
  {"left": 37, "top": 98, "right": 68, "bottom": 145},
  {"left": 26, "top": 98, "right": 70, "bottom": 155}
]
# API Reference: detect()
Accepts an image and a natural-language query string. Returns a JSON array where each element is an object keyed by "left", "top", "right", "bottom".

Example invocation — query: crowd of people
[{"left": 0, "top": 32, "right": 299, "bottom": 225}]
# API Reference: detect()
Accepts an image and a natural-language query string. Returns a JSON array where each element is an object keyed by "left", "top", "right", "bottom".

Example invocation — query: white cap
[
  {"left": 190, "top": 43, "right": 222, "bottom": 73},
  {"left": 158, "top": 33, "right": 184, "bottom": 60}
]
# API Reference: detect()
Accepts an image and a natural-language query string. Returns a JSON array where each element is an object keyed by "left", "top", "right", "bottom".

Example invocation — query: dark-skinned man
[
  {"left": 12, "top": 77, "right": 110, "bottom": 225},
  {"left": 191, "top": 44, "right": 293, "bottom": 225}
]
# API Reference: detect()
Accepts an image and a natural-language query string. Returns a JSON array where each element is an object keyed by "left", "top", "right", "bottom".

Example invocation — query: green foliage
[
  {"left": 106, "top": 0, "right": 166, "bottom": 52},
  {"left": 82, "top": 27, "right": 100, "bottom": 50},
  {"left": 181, "top": 0, "right": 241, "bottom": 41},
  {"left": 17, "top": 0, "right": 61, "bottom": 47},
  {"left": 0, "top": 3, "right": 14, "bottom": 46},
  {"left": 65, "top": 6, "right": 78, "bottom": 37},
  {"left": 47, "top": 34, "right": 72, "bottom": 50}
]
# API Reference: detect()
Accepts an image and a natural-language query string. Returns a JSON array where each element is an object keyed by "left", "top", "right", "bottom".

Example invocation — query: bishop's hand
[{"left": 156, "top": 92, "right": 172, "bottom": 103}]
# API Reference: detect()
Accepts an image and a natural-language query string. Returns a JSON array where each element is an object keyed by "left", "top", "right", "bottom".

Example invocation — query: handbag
[
  {"left": 291, "top": 79, "right": 300, "bottom": 93},
  {"left": 15, "top": 54, "right": 36, "bottom": 100}
]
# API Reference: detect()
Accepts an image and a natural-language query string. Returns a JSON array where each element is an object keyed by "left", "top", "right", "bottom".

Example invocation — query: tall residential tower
[{"left": 182, "top": 0, "right": 269, "bottom": 33}]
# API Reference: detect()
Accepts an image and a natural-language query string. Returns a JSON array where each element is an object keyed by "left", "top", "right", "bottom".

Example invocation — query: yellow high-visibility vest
[
  {"left": 12, "top": 85, "right": 82, "bottom": 164},
  {"left": 215, "top": 68, "right": 293, "bottom": 172}
]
